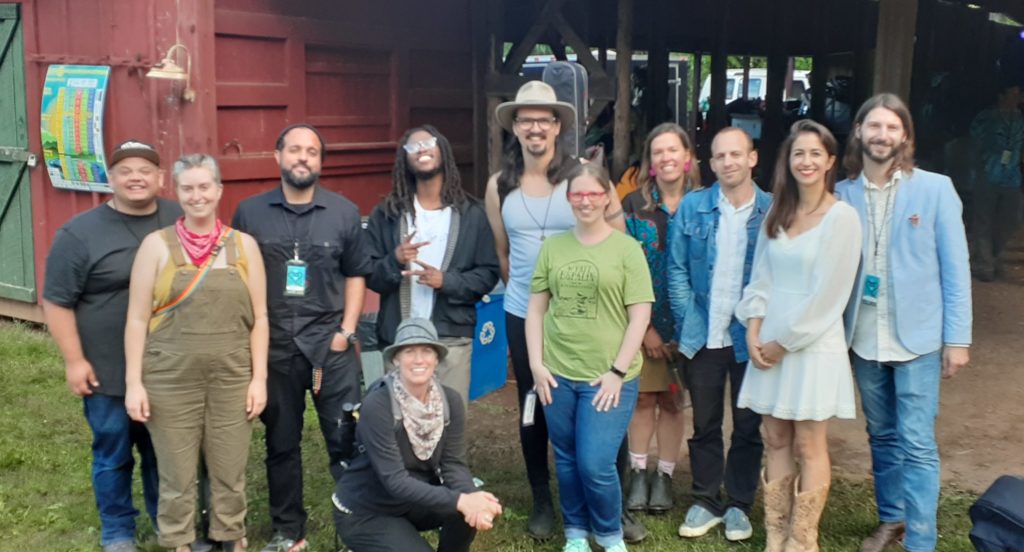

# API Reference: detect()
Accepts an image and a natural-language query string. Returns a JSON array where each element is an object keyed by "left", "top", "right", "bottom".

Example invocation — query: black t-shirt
[
  {"left": 232, "top": 186, "right": 372, "bottom": 367},
  {"left": 43, "top": 198, "right": 183, "bottom": 396}
]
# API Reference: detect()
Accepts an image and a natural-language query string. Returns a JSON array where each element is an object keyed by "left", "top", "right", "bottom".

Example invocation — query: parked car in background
[{"left": 698, "top": 68, "right": 810, "bottom": 115}]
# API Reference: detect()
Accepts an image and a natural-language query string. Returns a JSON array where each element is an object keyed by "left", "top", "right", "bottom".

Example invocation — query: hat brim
[
  {"left": 495, "top": 100, "right": 578, "bottom": 135},
  {"left": 382, "top": 338, "right": 449, "bottom": 366},
  {"left": 109, "top": 149, "right": 160, "bottom": 168}
]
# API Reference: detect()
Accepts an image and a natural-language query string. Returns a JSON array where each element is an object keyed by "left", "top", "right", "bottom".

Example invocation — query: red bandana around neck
[{"left": 175, "top": 217, "right": 224, "bottom": 267}]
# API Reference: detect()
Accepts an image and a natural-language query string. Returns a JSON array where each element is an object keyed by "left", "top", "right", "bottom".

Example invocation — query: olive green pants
[{"left": 144, "top": 237, "right": 255, "bottom": 547}]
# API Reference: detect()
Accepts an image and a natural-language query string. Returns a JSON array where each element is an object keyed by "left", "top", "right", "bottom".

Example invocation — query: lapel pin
[{"left": 909, "top": 214, "right": 920, "bottom": 228}]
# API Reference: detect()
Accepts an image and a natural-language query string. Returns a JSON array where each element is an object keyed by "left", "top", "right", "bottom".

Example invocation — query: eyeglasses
[
  {"left": 567, "top": 191, "right": 608, "bottom": 203},
  {"left": 402, "top": 137, "right": 438, "bottom": 153},
  {"left": 514, "top": 117, "right": 558, "bottom": 130}
]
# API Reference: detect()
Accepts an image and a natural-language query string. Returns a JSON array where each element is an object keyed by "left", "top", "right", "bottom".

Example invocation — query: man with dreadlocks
[{"left": 365, "top": 125, "right": 500, "bottom": 409}]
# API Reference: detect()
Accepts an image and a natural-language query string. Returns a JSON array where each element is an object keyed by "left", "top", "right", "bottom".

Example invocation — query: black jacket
[
  {"left": 335, "top": 380, "right": 476, "bottom": 515},
  {"left": 364, "top": 198, "right": 499, "bottom": 345}
]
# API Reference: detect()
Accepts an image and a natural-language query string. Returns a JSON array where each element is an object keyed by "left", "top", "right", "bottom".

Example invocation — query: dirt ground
[{"left": 469, "top": 279, "right": 1024, "bottom": 494}]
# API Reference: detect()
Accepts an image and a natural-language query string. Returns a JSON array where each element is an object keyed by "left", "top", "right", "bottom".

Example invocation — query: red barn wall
[{"left": 4, "top": 0, "right": 474, "bottom": 320}]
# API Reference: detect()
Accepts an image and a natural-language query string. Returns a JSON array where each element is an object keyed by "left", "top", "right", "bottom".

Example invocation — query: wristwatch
[
  {"left": 609, "top": 365, "right": 627, "bottom": 378},
  {"left": 339, "top": 328, "right": 359, "bottom": 345}
]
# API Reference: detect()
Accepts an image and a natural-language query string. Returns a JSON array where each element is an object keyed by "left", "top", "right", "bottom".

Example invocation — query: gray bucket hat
[
  {"left": 495, "top": 80, "right": 577, "bottom": 134},
  {"left": 382, "top": 318, "right": 449, "bottom": 365}
]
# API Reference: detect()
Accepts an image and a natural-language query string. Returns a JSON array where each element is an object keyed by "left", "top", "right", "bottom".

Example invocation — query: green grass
[{"left": 0, "top": 321, "right": 976, "bottom": 551}]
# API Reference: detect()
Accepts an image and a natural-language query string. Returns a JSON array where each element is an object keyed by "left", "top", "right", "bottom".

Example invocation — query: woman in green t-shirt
[{"left": 526, "top": 163, "right": 654, "bottom": 552}]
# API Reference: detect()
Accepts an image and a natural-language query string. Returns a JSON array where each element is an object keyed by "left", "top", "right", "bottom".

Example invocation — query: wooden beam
[
  {"left": 612, "top": 0, "right": 634, "bottom": 180},
  {"left": 741, "top": 56, "right": 750, "bottom": 100},
  {"left": 645, "top": 0, "right": 669, "bottom": 131},
  {"left": 810, "top": 0, "right": 829, "bottom": 122},
  {"left": 709, "top": 48, "right": 728, "bottom": 131},
  {"left": 874, "top": 0, "right": 919, "bottom": 98},
  {"left": 550, "top": 12, "right": 608, "bottom": 78},
  {"left": 690, "top": 52, "right": 702, "bottom": 142},
  {"left": 501, "top": 0, "right": 569, "bottom": 74},
  {"left": 471, "top": 0, "right": 492, "bottom": 195},
  {"left": 708, "top": 0, "right": 731, "bottom": 132},
  {"left": 853, "top": 0, "right": 877, "bottom": 109},
  {"left": 487, "top": 0, "right": 505, "bottom": 175}
]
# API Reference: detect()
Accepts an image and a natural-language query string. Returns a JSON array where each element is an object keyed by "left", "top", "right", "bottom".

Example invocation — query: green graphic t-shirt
[{"left": 531, "top": 230, "right": 655, "bottom": 381}]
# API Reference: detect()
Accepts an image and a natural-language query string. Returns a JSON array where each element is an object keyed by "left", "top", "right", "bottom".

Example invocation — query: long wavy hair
[
  {"left": 496, "top": 116, "right": 574, "bottom": 205},
  {"left": 383, "top": 125, "right": 467, "bottom": 218},
  {"left": 635, "top": 122, "right": 702, "bottom": 211},
  {"left": 843, "top": 93, "right": 916, "bottom": 180},
  {"left": 764, "top": 120, "right": 840, "bottom": 239}
]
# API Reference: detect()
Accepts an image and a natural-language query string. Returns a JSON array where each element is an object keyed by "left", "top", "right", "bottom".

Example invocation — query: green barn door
[{"left": 0, "top": 4, "right": 35, "bottom": 303}]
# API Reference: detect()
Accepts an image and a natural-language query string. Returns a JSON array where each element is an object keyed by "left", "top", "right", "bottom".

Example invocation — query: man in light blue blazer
[{"left": 835, "top": 93, "right": 972, "bottom": 552}]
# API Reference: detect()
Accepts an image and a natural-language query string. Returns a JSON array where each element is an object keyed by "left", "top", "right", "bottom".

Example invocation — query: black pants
[
  {"left": 683, "top": 346, "right": 763, "bottom": 515},
  {"left": 334, "top": 504, "right": 476, "bottom": 552},
  {"left": 262, "top": 350, "right": 361, "bottom": 539},
  {"left": 505, "top": 313, "right": 551, "bottom": 490}
]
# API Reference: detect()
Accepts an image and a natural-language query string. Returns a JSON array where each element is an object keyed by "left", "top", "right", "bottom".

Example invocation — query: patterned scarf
[
  {"left": 175, "top": 217, "right": 223, "bottom": 267},
  {"left": 391, "top": 375, "right": 445, "bottom": 461}
]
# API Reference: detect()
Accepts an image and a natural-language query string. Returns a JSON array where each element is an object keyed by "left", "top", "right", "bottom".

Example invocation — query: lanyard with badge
[
  {"left": 283, "top": 207, "right": 317, "bottom": 297},
  {"left": 862, "top": 186, "right": 894, "bottom": 306}
]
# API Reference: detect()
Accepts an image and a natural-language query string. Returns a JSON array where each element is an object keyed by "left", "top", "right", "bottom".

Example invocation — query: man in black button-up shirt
[{"left": 232, "top": 124, "right": 371, "bottom": 551}]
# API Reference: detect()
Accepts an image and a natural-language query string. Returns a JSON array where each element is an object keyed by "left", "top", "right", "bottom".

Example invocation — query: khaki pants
[
  {"left": 145, "top": 342, "right": 253, "bottom": 546},
  {"left": 143, "top": 237, "right": 255, "bottom": 548},
  {"left": 436, "top": 337, "right": 474, "bottom": 412}
]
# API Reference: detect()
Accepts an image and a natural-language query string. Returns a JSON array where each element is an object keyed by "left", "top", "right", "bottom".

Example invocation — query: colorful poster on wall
[{"left": 40, "top": 65, "right": 111, "bottom": 193}]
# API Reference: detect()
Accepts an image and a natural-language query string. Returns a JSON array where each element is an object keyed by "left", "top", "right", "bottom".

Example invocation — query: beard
[
  {"left": 862, "top": 137, "right": 900, "bottom": 164},
  {"left": 521, "top": 132, "right": 552, "bottom": 158},
  {"left": 413, "top": 166, "right": 443, "bottom": 181},
  {"left": 281, "top": 165, "right": 319, "bottom": 189}
]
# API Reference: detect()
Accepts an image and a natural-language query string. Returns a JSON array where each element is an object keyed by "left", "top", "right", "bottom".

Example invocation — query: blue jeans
[
  {"left": 543, "top": 375, "right": 638, "bottom": 548},
  {"left": 83, "top": 394, "right": 160, "bottom": 545},
  {"left": 853, "top": 352, "right": 941, "bottom": 552}
]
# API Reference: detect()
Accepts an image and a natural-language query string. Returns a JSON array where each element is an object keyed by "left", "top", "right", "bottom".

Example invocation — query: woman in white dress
[{"left": 735, "top": 120, "right": 861, "bottom": 552}]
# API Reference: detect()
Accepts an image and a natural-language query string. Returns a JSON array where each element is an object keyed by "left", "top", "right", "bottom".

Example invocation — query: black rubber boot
[
  {"left": 618, "top": 438, "right": 647, "bottom": 543},
  {"left": 647, "top": 472, "right": 674, "bottom": 513},
  {"left": 527, "top": 484, "right": 556, "bottom": 540},
  {"left": 622, "top": 509, "right": 649, "bottom": 544},
  {"left": 625, "top": 468, "right": 650, "bottom": 512}
]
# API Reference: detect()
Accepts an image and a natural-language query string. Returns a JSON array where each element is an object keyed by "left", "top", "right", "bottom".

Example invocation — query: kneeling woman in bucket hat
[{"left": 333, "top": 318, "right": 502, "bottom": 552}]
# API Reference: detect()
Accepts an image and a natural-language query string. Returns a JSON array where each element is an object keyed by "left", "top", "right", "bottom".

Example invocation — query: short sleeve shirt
[
  {"left": 530, "top": 230, "right": 654, "bottom": 381},
  {"left": 42, "top": 198, "right": 183, "bottom": 396},
  {"left": 232, "top": 186, "right": 372, "bottom": 367}
]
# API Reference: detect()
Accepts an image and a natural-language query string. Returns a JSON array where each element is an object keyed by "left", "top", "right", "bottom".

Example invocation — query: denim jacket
[{"left": 667, "top": 182, "right": 773, "bottom": 362}]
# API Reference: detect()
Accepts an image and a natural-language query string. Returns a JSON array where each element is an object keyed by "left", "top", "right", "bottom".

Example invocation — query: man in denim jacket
[{"left": 667, "top": 127, "right": 772, "bottom": 542}]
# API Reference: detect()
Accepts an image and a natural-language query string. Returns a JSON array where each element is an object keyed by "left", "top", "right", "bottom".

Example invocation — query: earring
[{"left": 648, "top": 167, "right": 657, "bottom": 178}]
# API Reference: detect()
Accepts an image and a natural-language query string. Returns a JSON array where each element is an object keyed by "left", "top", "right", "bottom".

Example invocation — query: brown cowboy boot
[
  {"left": 762, "top": 469, "right": 796, "bottom": 552},
  {"left": 784, "top": 478, "right": 829, "bottom": 552}
]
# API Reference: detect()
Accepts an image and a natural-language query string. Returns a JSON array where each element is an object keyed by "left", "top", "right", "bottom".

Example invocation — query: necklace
[
  {"left": 519, "top": 186, "right": 554, "bottom": 241},
  {"left": 110, "top": 198, "right": 163, "bottom": 245}
]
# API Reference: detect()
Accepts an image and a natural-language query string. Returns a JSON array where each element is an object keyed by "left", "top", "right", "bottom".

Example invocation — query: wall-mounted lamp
[{"left": 146, "top": 43, "right": 195, "bottom": 102}]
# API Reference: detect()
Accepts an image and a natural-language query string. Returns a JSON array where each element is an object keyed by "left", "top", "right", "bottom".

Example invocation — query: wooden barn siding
[{"left": 6, "top": 0, "right": 475, "bottom": 319}]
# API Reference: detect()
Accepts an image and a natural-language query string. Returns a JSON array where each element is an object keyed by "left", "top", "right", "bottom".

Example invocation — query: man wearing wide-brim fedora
[{"left": 482, "top": 80, "right": 640, "bottom": 543}]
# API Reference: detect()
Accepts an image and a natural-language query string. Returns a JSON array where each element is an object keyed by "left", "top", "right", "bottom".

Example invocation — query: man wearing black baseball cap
[{"left": 43, "top": 139, "right": 182, "bottom": 552}]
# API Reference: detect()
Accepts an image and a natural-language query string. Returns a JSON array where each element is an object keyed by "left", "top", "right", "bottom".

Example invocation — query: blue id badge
[
  {"left": 861, "top": 274, "right": 880, "bottom": 305},
  {"left": 285, "top": 259, "right": 308, "bottom": 297}
]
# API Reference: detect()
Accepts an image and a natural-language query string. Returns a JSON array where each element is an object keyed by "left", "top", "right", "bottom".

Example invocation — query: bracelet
[
  {"left": 609, "top": 365, "right": 627, "bottom": 378},
  {"left": 340, "top": 328, "right": 358, "bottom": 344}
]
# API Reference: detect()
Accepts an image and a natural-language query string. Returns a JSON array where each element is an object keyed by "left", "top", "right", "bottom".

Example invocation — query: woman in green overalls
[{"left": 124, "top": 154, "right": 268, "bottom": 552}]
